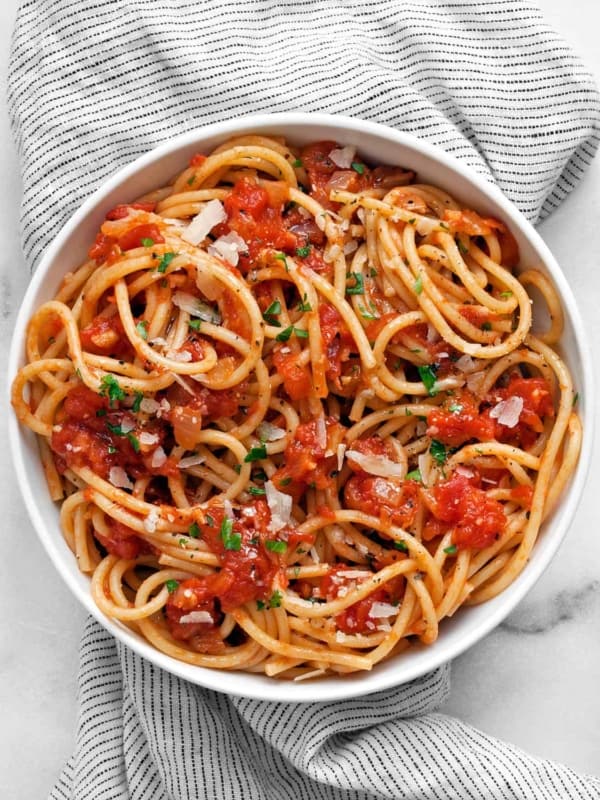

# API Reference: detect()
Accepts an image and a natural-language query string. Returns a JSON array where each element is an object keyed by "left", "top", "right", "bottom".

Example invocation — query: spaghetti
[{"left": 12, "top": 135, "right": 581, "bottom": 679}]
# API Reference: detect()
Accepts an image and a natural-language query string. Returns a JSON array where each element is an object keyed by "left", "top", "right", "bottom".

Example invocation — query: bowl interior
[{"left": 8, "top": 113, "right": 593, "bottom": 701}]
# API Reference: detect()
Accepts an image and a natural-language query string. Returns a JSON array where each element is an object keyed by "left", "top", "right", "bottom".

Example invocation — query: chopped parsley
[
  {"left": 292, "top": 158, "right": 303, "bottom": 168},
  {"left": 393, "top": 540, "right": 409, "bottom": 552},
  {"left": 99, "top": 374, "right": 126, "bottom": 407},
  {"left": 405, "top": 469, "right": 422, "bottom": 482},
  {"left": 296, "top": 293, "right": 312, "bottom": 312},
  {"left": 156, "top": 251, "right": 177, "bottom": 273},
  {"left": 127, "top": 433, "right": 140, "bottom": 453},
  {"left": 256, "top": 600, "right": 266, "bottom": 610},
  {"left": 244, "top": 444, "right": 267, "bottom": 462},
  {"left": 262, "top": 300, "right": 282, "bottom": 326},
  {"left": 106, "top": 421, "right": 125, "bottom": 436},
  {"left": 414, "top": 274, "right": 423, "bottom": 295},
  {"left": 141, "top": 237, "right": 154, "bottom": 247},
  {"left": 444, "top": 544, "right": 458, "bottom": 555},
  {"left": 96, "top": 408, "right": 107, "bottom": 417},
  {"left": 165, "top": 579, "right": 179, "bottom": 593},
  {"left": 265, "top": 540, "right": 287, "bottom": 553},
  {"left": 188, "top": 522, "right": 201, "bottom": 539},
  {"left": 107, "top": 445, "right": 117, "bottom": 454},
  {"left": 481, "top": 321, "right": 492, "bottom": 331},
  {"left": 358, "top": 303, "right": 378, "bottom": 320},
  {"left": 295, "top": 245, "right": 311, "bottom": 258},
  {"left": 456, "top": 238, "right": 469, "bottom": 256},
  {"left": 136, "top": 320, "right": 148, "bottom": 340},
  {"left": 205, "top": 514, "right": 215, "bottom": 527},
  {"left": 248, "top": 486, "right": 266, "bottom": 496},
  {"left": 188, "top": 319, "right": 202, "bottom": 331},
  {"left": 186, "top": 175, "right": 195, "bottom": 186},
  {"left": 448, "top": 403, "right": 463, "bottom": 415},
  {"left": 351, "top": 162, "right": 365, "bottom": 175},
  {"left": 275, "top": 325, "right": 308, "bottom": 342},
  {"left": 573, "top": 392, "right": 579, "bottom": 406},
  {"left": 220, "top": 517, "right": 241, "bottom": 551},
  {"left": 499, "top": 290, "right": 513, "bottom": 299},
  {"left": 278, "top": 477, "right": 292, "bottom": 487},
  {"left": 346, "top": 272, "right": 365, "bottom": 295},
  {"left": 269, "top": 590, "right": 283, "bottom": 608},
  {"left": 132, "top": 392, "right": 143, "bottom": 413},
  {"left": 252, "top": 468, "right": 268, "bottom": 482},
  {"left": 417, "top": 364, "right": 438, "bottom": 396},
  {"left": 430, "top": 439, "right": 447, "bottom": 465},
  {"left": 274, "top": 252, "right": 288, "bottom": 271}
]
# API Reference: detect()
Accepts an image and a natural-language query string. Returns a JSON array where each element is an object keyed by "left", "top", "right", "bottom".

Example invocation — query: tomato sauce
[
  {"left": 484, "top": 375, "right": 554, "bottom": 448},
  {"left": 80, "top": 314, "right": 133, "bottom": 359},
  {"left": 272, "top": 348, "right": 313, "bottom": 401},
  {"left": 94, "top": 518, "right": 150, "bottom": 559},
  {"left": 219, "top": 178, "right": 298, "bottom": 271},
  {"left": 320, "top": 566, "right": 403, "bottom": 634},
  {"left": 427, "top": 390, "right": 495, "bottom": 447},
  {"left": 318, "top": 303, "right": 356, "bottom": 390},
  {"left": 426, "top": 470, "right": 506, "bottom": 549}
]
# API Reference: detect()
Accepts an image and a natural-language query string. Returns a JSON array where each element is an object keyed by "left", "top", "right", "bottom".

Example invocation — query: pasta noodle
[{"left": 12, "top": 135, "right": 581, "bottom": 679}]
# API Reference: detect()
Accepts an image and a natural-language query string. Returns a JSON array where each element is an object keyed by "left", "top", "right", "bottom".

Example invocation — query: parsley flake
[
  {"left": 132, "top": 392, "right": 143, "bottom": 413},
  {"left": 414, "top": 274, "right": 423, "bottom": 295},
  {"left": 346, "top": 272, "right": 365, "bottom": 295},
  {"left": 269, "top": 590, "right": 283, "bottom": 608},
  {"left": 444, "top": 544, "right": 458, "bottom": 555},
  {"left": 141, "top": 237, "right": 154, "bottom": 247},
  {"left": 220, "top": 518, "right": 241, "bottom": 551},
  {"left": 405, "top": 469, "right": 422, "bottom": 482},
  {"left": 156, "top": 252, "right": 177, "bottom": 273},
  {"left": 351, "top": 162, "right": 365, "bottom": 175},
  {"left": 136, "top": 320, "right": 149, "bottom": 340},
  {"left": 430, "top": 439, "right": 447, "bottom": 465},
  {"left": 262, "top": 300, "right": 282, "bottom": 327},
  {"left": 165, "top": 579, "right": 179, "bottom": 593},
  {"left": 417, "top": 364, "right": 438, "bottom": 396},
  {"left": 99, "top": 374, "right": 126, "bottom": 407},
  {"left": 188, "top": 522, "right": 201, "bottom": 538},
  {"left": 188, "top": 319, "right": 202, "bottom": 331},
  {"left": 295, "top": 245, "right": 311, "bottom": 258},
  {"left": 244, "top": 445, "right": 267, "bottom": 462},
  {"left": 265, "top": 540, "right": 287, "bottom": 553}
]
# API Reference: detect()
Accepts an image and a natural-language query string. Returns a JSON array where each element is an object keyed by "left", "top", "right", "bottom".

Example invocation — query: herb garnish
[{"left": 220, "top": 518, "right": 241, "bottom": 551}]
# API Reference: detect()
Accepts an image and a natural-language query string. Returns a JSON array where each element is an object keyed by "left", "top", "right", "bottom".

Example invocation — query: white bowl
[{"left": 8, "top": 112, "right": 593, "bottom": 702}]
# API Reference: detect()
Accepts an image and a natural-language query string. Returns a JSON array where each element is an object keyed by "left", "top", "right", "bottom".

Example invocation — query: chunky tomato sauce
[
  {"left": 165, "top": 501, "right": 314, "bottom": 647},
  {"left": 320, "top": 566, "right": 403, "bottom": 634}
]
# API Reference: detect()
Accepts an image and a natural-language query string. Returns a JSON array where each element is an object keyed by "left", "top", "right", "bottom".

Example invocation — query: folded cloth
[{"left": 7, "top": 1, "right": 600, "bottom": 798}]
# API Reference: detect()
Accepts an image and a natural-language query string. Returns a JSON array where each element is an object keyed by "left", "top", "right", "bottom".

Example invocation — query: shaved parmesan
[
  {"left": 120, "top": 418, "right": 135, "bottom": 434},
  {"left": 139, "top": 432, "right": 159, "bottom": 446},
  {"left": 426, "top": 324, "right": 440, "bottom": 344},
  {"left": 343, "top": 240, "right": 359, "bottom": 256},
  {"left": 265, "top": 480, "right": 292, "bottom": 532},
  {"left": 179, "top": 610, "right": 214, "bottom": 624},
  {"left": 151, "top": 446, "right": 167, "bottom": 468},
  {"left": 329, "top": 146, "right": 356, "bottom": 169},
  {"left": 108, "top": 467, "right": 134, "bottom": 490},
  {"left": 315, "top": 417, "right": 327, "bottom": 450},
  {"left": 257, "top": 422, "right": 286, "bottom": 442},
  {"left": 181, "top": 199, "right": 227, "bottom": 245},
  {"left": 140, "top": 397, "right": 160, "bottom": 414},
  {"left": 149, "top": 336, "right": 168, "bottom": 347},
  {"left": 178, "top": 454, "right": 205, "bottom": 469},
  {"left": 455, "top": 465, "right": 475, "bottom": 479},
  {"left": 490, "top": 396, "right": 524, "bottom": 428},
  {"left": 337, "top": 443, "right": 347, "bottom": 471},
  {"left": 346, "top": 450, "right": 405, "bottom": 478},
  {"left": 172, "top": 291, "right": 222, "bottom": 324},
  {"left": 144, "top": 506, "right": 160, "bottom": 533},
  {"left": 466, "top": 370, "right": 486, "bottom": 393},
  {"left": 208, "top": 231, "right": 248, "bottom": 266},
  {"left": 167, "top": 349, "right": 193, "bottom": 362},
  {"left": 369, "top": 602, "right": 399, "bottom": 619}
]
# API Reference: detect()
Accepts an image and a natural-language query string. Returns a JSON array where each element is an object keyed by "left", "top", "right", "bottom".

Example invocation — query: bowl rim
[{"left": 7, "top": 111, "right": 594, "bottom": 702}]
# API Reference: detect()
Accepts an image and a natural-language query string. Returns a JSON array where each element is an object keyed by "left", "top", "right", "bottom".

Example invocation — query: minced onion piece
[
  {"left": 139, "top": 432, "right": 159, "bottom": 446},
  {"left": 257, "top": 421, "right": 286, "bottom": 442},
  {"left": 455, "top": 465, "right": 476, "bottom": 479},
  {"left": 466, "top": 371, "right": 486, "bottom": 393},
  {"left": 108, "top": 467, "right": 134, "bottom": 491},
  {"left": 172, "top": 291, "right": 222, "bottom": 324},
  {"left": 167, "top": 349, "right": 193, "bottom": 362},
  {"left": 178, "top": 454, "right": 206, "bottom": 468},
  {"left": 179, "top": 610, "right": 214, "bottom": 624},
  {"left": 151, "top": 446, "right": 167, "bottom": 468},
  {"left": 343, "top": 240, "right": 359, "bottom": 256},
  {"left": 327, "top": 171, "right": 356, "bottom": 191},
  {"left": 490, "top": 396, "right": 524, "bottom": 428},
  {"left": 455, "top": 354, "right": 477, "bottom": 373},
  {"left": 181, "top": 199, "right": 227, "bottom": 245},
  {"left": 328, "top": 146, "right": 356, "bottom": 169},
  {"left": 369, "top": 602, "right": 399, "bottom": 619},
  {"left": 346, "top": 450, "right": 405, "bottom": 478},
  {"left": 265, "top": 480, "right": 292, "bottom": 533},
  {"left": 207, "top": 231, "right": 248, "bottom": 267},
  {"left": 143, "top": 506, "right": 160, "bottom": 533}
]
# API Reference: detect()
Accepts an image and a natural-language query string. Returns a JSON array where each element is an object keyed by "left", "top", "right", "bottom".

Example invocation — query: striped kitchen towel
[{"left": 7, "top": 1, "right": 600, "bottom": 798}]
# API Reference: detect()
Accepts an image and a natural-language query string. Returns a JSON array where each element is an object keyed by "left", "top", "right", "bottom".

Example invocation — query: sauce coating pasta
[{"left": 12, "top": 135, "right": 581, "bottom": 679}]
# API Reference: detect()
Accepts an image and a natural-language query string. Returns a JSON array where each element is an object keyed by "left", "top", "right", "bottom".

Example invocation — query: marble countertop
[{"left": 1, "top": 0, "right": 599, "bottom": 794}]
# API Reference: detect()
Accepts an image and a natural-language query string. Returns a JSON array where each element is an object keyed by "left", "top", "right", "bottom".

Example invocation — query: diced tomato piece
[
  {"left": 319, "top": 303, "right": 356, "bottom": 390},
  {"left": 345, "top": 474, "right": 421, "bottom": 530},
  {"left": 427, "top": 391, "right": 495, "bottom": 447},
  {"left": 431, "top": 471, "right": 506, "bottom": 549},
  {"left": 88, "top": 232, "right": 120, "bottom": 264},
  {"left": 117, "top": 223, "right": 164, "bottom": 251},
  {"left": 510, "top": 484, "right": 534, "bottom": 509},
  {"left": 442, "top": 209, "right": 506, "bottom": 237},
  {"left": 105, "top": 202, "right": 156, "bottom": 221},
  {"left": 94, "top": 519, "right": 148, "bottom": 559},
  {"left": 190, "top": 153, "right": 207, "bottom": 167},
  {"left": 485, "top": 375, "right": 554, "bottom": 447},
  {"left": 272, "top": 348, "right": 313, "bottom": 401},
  {"left": 320, "top": 566, "right": 403, "bottom": 634},
  {"left": 80, "top": 314, "right": 132, "bottom": 358}
]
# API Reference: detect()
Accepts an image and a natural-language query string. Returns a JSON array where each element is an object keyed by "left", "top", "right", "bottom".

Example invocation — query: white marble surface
[{"left": 1, "top": 0, "right": 599, "bottom": 795}]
